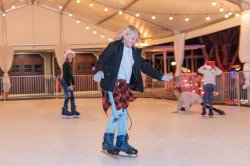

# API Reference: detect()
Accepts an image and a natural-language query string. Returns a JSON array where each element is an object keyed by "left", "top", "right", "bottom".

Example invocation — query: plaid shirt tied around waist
[{"left": 102, "top": 79, "right": 136, "bottom": 114}]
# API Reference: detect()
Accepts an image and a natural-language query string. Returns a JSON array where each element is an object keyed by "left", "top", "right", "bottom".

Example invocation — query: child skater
[
  {"left": 93, "top": 25, "right": 173, "bottom": 156},
  {"left": 198, "top": 61, "right": 222, "bottom": 117},
  {"left": 61, "top": 49, "right": 80, "bottom": 118},
  {"left": 173, "top": 87, "right": 225, "bottom": 115}
]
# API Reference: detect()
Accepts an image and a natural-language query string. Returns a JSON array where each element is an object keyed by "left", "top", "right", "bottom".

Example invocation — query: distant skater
[
  {"left": 198, "top": 61, "right": 222, "bottom": 117},
  {"left": 61, "top": 49, "right": 80, "bottom": 118},
  {"left": 173, "top": 87, "right": 225, "bottom": 115}
]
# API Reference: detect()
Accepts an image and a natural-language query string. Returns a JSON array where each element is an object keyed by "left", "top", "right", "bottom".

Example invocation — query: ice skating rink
[{"left": 0, "top": 98, "right": 250, "bottom": 166}]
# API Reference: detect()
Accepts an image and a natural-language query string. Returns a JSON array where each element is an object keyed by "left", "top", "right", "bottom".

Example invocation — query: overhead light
[
  {"left": 224, "top": 14, "right": 229, "bottom": 18},
  {"left": 118, "top": 10, "right": 123, "bottom": 15},
  {"left": 2, "top": 13, "right": 6, "bottom": 16},
  {"left": 219, "top": 7, "right": 224, "bottom": 12},
  {"left": 151, "top": 15, "right": 156, "bottom": 20},
  {"left": 235, "top": 13, "right": 240, "bottom": 17},
  {"left": 90, "top": 3, "right": 94, "bottom": 7},
  {"left": 206, "top": 16, "right": 210, "bottom": 21},
  {"left": 59, "top": 5, "right": 63, "bottom": 9},
  {"left": 77, "top": 0, "right": 80, "bottom": 3},
  {"left": 93, "top": 31, "right": 96, "bottom": 34},
  {"left": 169, "top": 16, "right": 173, "bottom": 20},
  {"left": 101, "top": 35, "right": 105, "bottom": 38},
  {"left": 12, "top": 5, "right": 16, "bottom": 9},
  {"left": 76, "top": 20, "right": 80, "bottom": 23},
  {"left": 85, "top": 26, "right": 89, "bottom": 30},
  {"left": 185, "top": 16, "right": 189, "bottom": 22},
  {"left": 135, "top": 13, "right": 139, "bottom": 17},
  {"left": 108, "top": 38, "right": 112, "bottom": 42},
  {"left": 104, "top": 8, "right": 108, "bottom": 12},
  {"left": 212, "top": 1, "right": 217, "bottom": 6},
  {"left": 69, "top": 13, "right": 72, "bottom": 17}
]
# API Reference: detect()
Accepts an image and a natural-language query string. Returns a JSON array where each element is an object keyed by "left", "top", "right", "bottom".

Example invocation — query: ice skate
[
  {"left": 214, "top": 108, "right": 225, "bottom": 115},
  {"left": 208, "top": 109, "right": 214, "bottom": 118},
  {"left": 71, "top": 106, "right": 80, "bottom": 118},
  {"left": 201, "top": 108, "right": 206, "bottom": 117},
  {"left": 102, "top": 133, "right": 120, "bottom": 158},
  {"left": 61, "top": 107, "right": 74, "bottom": 119},
  {"left": 116, "top": 134, "right": 138, "bottom": 157}
]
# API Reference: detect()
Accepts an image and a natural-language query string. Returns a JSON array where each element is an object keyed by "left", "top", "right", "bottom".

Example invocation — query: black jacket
[
  {"left": 62, "top": 61, "right": 75, "bottom": 86},
  {"left": 96, "top": 40, "right": 164, "bottom": 92}
]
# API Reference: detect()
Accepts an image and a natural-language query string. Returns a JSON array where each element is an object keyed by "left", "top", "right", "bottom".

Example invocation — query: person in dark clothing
[
  {"left": 94, "top": 25, "right": 173, "bottom": 156},
  {"left": 61, "top": 49, "right": 80, "bottom": 118}
]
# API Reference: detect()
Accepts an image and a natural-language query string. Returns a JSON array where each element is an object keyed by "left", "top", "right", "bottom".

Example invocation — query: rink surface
[{"left": 0, "top": 98, "right": 250, "bottom": 166}]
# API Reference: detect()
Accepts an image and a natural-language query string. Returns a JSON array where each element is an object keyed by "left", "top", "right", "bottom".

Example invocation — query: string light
[
  {"left": 212, "top": 0, "right": 217, "bottom": 6},
  {"left": 235, "top": 13, "right": 240, "bottom": 17},
  {"left": 206, "top": 15, "right": 210, "bottom": 21},
  {"left": 185, "top": 16, "right": 190, "bottom": 22},
  {"left": 219, "top": 6, "right": 224, "bottom": 12}
]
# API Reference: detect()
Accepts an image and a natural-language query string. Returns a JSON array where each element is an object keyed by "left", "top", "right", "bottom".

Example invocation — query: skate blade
[
  {"left": 117, "top": 151, "right": 138, "bottom": 158},
  {"left": 101, "top": 150, "right": 117, "bottom": 158},
  {"left": 61, "top": 115, "right": 74, "bottom": 119},
  {"left": 117, "top": 153, "right": 138, "bottom": 158}
]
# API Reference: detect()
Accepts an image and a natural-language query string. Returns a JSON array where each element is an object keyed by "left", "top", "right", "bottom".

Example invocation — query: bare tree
[{"left": 198, "top": 26, "right": 240, "bottom": 72}]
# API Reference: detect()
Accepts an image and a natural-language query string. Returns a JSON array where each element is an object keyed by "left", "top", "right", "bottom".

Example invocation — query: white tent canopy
[{"left": 0, "top": 0, "right": 249, "bottom": 50}]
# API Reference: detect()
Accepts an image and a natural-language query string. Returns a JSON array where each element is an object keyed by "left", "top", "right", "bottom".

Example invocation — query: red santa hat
[{"left": 206, "top": 61, "right": 216, "bottom": 69}]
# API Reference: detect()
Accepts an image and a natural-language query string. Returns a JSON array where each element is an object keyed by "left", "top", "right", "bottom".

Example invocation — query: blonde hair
[{"left": 114, "top": 25, "right": 140, "bottom": 41}]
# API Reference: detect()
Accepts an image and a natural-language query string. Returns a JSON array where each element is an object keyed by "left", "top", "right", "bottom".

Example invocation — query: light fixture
[
  {"left": 135, "top": 12, "right": 139, "bottom": 17},
  {"left": 151, "top": 15, "right": 156, "bottom": 20},
  {"left": 69, "top": 13, "right": 72, "bottom": 17},
  {"left": 2, "top": 13, "right": 6, "bottom": 16},
  {"left": 169, "top": 16, "right": 173, "bottom": 20},
  {"left": 93, "top": 31, "right": 97, "bottom": 34},
  {"left": 77, "top": 0, "right": 80, "bottom": 3},
  {"left": 219, "top": 7, "right": 224, "bottom": 12},
  {"left": 101, "top": 35, "right": 105, "bottom": 38},
  {"left": 212, "top": 0, "right": 217, "bottom": 6},
  {"left": 12, "top": 5, "right": 16, "bottom": 9},
  {"left": 104, "top": 8, "right": 108, "bottom": 12},
  {"left": 59, "top": 5, "right": 63, "bottom": 9},
  {"left": 90, "top": 3, "right": 94, "bottom": 7},
  {"left": 108, "top": 38, "right": 112, "bottom": 42},
  {"left": 235, "top": 13, "right": 240, "bottom": 17},
  {"left": 77, "top": 20, "right": 80, "bottom": 23},
  {"left": 224, "top": 14, "right": 229, "bottom": 18},
  {"left": 206, "top": 16, "right": 210, "bottom": 21},
  {"left": 185, "top": 16, "right": 189, "bottom": 22},
  {"left": 118, "top": 10, "right": 123, "bottom": 15},
  {"left": 85, "top": 26, "right": 89, "bottom": 30}
]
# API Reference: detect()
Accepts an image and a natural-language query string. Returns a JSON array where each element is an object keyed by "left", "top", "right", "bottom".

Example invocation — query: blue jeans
[
  {"left": 105, "top": 91, "right": 128, "bottom": 136},
  {"left": 61, "top": 79, "right": 75, "bottom": 109},
  {"left": 202, "top": 84, "right": 215, "bottom": 111}
]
